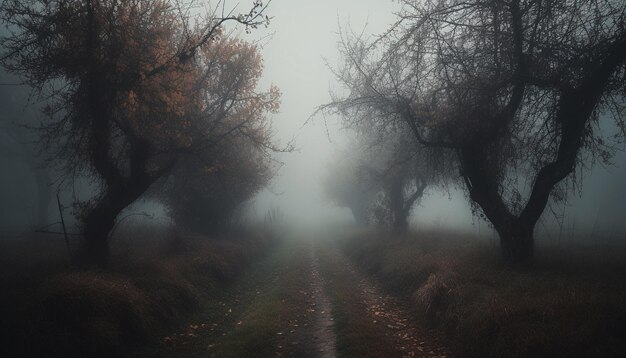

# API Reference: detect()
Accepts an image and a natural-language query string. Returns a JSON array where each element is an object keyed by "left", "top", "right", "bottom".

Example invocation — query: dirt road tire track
[{"left": 316, "top": 240, "right": 449, "bottom": 358}]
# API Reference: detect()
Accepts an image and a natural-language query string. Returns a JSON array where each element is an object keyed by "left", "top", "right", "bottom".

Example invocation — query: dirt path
[
  {"left": 308, "top": 243, "right": 338, "bottom": 357},
  {"left": 345, "top": 260, "right": 448, "bottom": 357},
  {"left": 273, "top": 240, "right": 338, "bottom": 358},
  {"left": 317, "top": 240, "right": 449, "bottom": 358},
  {"left": 158, "top": 237, "right": 447, "bottom": 357}
]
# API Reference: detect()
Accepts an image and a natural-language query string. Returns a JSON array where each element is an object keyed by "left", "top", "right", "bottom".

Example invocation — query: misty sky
[{"left": 245, "top": 0, "right": 401, "bottom": 225}]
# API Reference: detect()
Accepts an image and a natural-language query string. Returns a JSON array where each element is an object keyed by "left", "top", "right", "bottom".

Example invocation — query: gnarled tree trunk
[
  {"left": 78, "top": 175, "right": 157, "bottom": 268},
  {"left": 389, "top": 177, "right": 408, "bottom": 233},
  {"left": 460, "top": 145, "right": 539, "bottom": 264},
  {"left": 79, "top": 192, "right": 123, "bottom": 268},
  {"left": 389, "top": 175, "right": 426, "bottom": 234},
  {"left": 494, "top": 221, "right": 535, "bottom": 263}
]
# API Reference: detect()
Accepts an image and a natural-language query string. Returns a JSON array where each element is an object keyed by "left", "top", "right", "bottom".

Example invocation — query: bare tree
[
  {"left": 360, "top": 128, "right": 443, "bottom": 233},
  {"left": 329, "top": 0, "right": 626, "bottom": 263},
  {"left": 322, "top": 121, "right": 446, "bottom": 233}
]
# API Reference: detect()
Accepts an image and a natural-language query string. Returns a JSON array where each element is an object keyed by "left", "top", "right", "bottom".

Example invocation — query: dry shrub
[
  {"left": 158, "top": 230, "right": 273, "bottom": 281},
  {"left": 38, "top": 272, "right": 157, "bottom": 357},
  {"left": 1, "top": 228, "right": 274, "bottom": 358},
  {"left": 342, "top": 230, "right": 626, "bottom": 357},
  {"left": 414, "top": 262, "right": 458, "bottom": 317}
]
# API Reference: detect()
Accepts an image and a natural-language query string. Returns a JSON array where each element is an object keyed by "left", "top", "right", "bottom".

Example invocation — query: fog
[
  {"left": 248, "top": 0, "right": 401, "bottom": 227},
  {"left": 242, "top": 0, "right": 626, "bottom": 241},
  {"left": 3, "top": 1, "right": 626, "bottom": 357},
  {"left": 1, "top": 0, "right": 626, "bottom": 242}
]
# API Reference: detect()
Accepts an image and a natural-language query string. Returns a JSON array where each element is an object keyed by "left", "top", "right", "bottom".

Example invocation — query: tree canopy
[{"left": 0, "top": 0, "right": 278, "bottom": 267}]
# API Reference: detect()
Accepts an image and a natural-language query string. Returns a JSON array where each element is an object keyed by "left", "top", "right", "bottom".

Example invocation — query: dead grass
[
  {"left": 158, "top": 236, "right": 323, "bottom": 358},
  {"left": 0, "top": 227, "right": 275, "bottom": 358},
  {"left": 204, "top": 238, "right": 313, "bottom": 358},
  {"left": 342, "top": 229, "right": 626, "bottom": 357}
]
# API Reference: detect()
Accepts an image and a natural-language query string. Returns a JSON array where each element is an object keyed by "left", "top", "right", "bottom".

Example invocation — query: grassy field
[{"left": 340, "top": 230, "right": 626, "bottom": 357}]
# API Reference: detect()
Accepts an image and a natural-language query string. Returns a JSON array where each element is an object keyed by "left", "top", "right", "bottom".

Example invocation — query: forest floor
[{"left": 157, "top": 234, "right": 449, "bottom": 358}]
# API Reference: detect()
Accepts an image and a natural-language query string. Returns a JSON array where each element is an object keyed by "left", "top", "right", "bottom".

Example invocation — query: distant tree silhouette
[
  {"left": 322, "top": 148, "right": 378, "bottom": 226},
  {"left": 360, "top": 129, "right": 444, "bottom": 233},
  {"left": 0, "top": 73, "right": 52, "bottom": 228},
  {"left": 0, "top": 127, "right": 52, "bottom": 227},
  {"left": 322, "top": 128, "right": 447, "bottom": 233},
  {"left": 330, "top": 0, "right": 626, "bottom": 263},
  {"left": 366, "top": 162, "right": 427, "bottom": 234}
]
